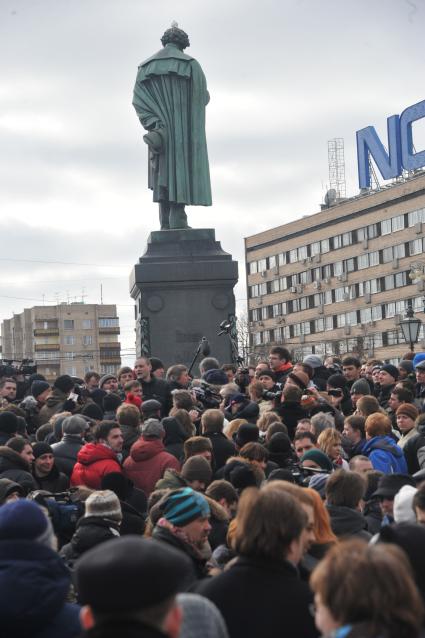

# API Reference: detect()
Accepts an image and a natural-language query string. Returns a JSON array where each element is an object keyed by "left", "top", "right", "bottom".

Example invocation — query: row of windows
[
  {"left": 250, "top": 271, "right": 411, "bottom": 320},
  {"left": 63, "top": 318, "right": 119, "bottom": 330},
  {"left": 63, "top": 335, "right": 93, "bottom": 346},
  {"left": 251, "top": 296, "right": 424, "bottom": 343},
  {"left": 248, "top": 235, "right": 424, "bottom": 299},
  {"left": 248, "top": 206, "right": 425, "bottom": 274}
]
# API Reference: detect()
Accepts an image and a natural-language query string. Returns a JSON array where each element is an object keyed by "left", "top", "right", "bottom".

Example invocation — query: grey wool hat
[{"left": 84, "top": 490, "right": 122, "bottom": 522}]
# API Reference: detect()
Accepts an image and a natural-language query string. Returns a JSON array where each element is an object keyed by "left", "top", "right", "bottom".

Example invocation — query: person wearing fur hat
[
  {"left": 0, "top": 442, "right": 36, "bottom": 494},
  {"left": 19, "top": 380, "right": 51, "bottom": 434},
  {"left": 38, "top": 375, "right": 76, "bottom": 426},
  {"left": 32, "top": 442, "right": 69, "bottom": 492},
  {"left": 60, "top": 490, "right": 122, "bottom": 569}
]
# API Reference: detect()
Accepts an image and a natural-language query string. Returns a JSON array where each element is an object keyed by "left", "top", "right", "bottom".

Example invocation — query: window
[
  {"left": 396, "top": 300, "right": 406, "bottom": 314},
  {"left": 370, "top": 279, "right": 381, "bottom": 294},
  {"left": 372, "top": 305, "right": 383, "bottom": 321},
  {"left": 394, "top": 243, "right": 405, "bottom": 258},
  {"left": 64, "top": 352, "right": 75, "bottom": 359},
  {"left": 360, "top": 308, "right": 372, "bottom": 323},
  {"left": 299, "top": 270, "right": 310, "bottom": 284},
  {"left": 358, "top": 254, "right": 369, "bottom": 270},
  {"left": 298, "top": 246, "right": 308, "bottom": 260},
  {"left": 395, "top": 272, "right": 407, "bottom": 287},
  {"left": 357, "top": 227, "right": 366, "bottom": 242},
  {"left": 324, "top": 290, "right": 333, "bottom": 305},
  {"left": 300, "top": 297, "right": 309, "bottom": 311},
  {"left": 99, "top": 318, "right": 119, "bottom": 328},
  {"left": 325, "top": 316, "right": 334, "bottom": 331},
  {"left": 289, "top": 249, "right": 298, "bottom": 263},
  {"left": 369, "top": 251, "right": 379, "bottom": 266},
  {"left": 261, "top": 306, "right": 268, "bottom": 320},
  {"left": 64, "top": 320, "right": 74, "bottom": 330},
  {"left": 373, "top": 333, "right": 383, "bottom": 348},
  {"left": 271, "top": 279, "right": 280, "bottom": 293},
  {"left": 278, "top": 252, "right": 287, "bottom": 266},
  {"left": 269, "top": 255, "right": 276, "bottom": 269},
  {"left": 252, "top": 308, "right": 260, "bottom": 321},
  {"left": 258, "top": 258, "right": 267, "bottom": 271},
  {"left": 408, "top": 208, "right": 425, "bottom": 226},
  {"left": 283, "top": 326, "right": 291, "bottom": 340},
  {"left": 272, "top": 304, "right": 281, "bottom": 317},
  {"left": 259, "top": 283, "right": 267, "bottom": 295},
  {"left": 249, "top": 261, "right": 258, "bottom": 274},
  {"left": 323, "top": 264, "right": 332, "bottom": 279},
  {"left": 368, "top": 223, "right": 378, "bottom": 239},
  {"left": 346, "top": 311, "right": 358, "bottom": 326},
  {"left": 381, "top": 219, "right": 392, "bottom": 235},
  {"left": 36, "top": 351, "right": 59, "bottom": 360},
  {"left": 280, "top": 276, "right": 288, "bottom": 291},
  {"left": 392, "top": 215, "right": 405, "bottom": 232},
  {"left": 342, "top": 232, "right": 352, "bottom": 246},
  {"left": 311, "top": 241, "right": 321, "bottom": 256},
  {"left": 292, "top": 299, "right": 300, "bottom": 312},
  {"left": 382, "top": 247, "right": 393, "bottom": 263},
  {"left": 345, "top": 258, "right": 355, "bottom": 272},
  {"left": 83, "top": 335, "right": 93, "bottom": 345},
  {"left": 312, "top": 267, "right": 321, "bottom": 281},
  {"left": 321, "top": 239, "right": 330, "bottom": 253},
  {"left": 385, "top": 302, "right": 396, "bottom": 318},
  {"left": 82, "top": 319, "right": 93, "bottom": 329},
  {"left": 301, "top": 321, "right": 311, "bottom": 335},
  {"left": 100, "top": 364, "right": 117, "bottom": 374},
  {"left": 334, "top": 261, "right": 344, "bottom": 277},
  {"left": 64, "top": 335, "right": 75, "bottom": 345},
  {"left": 335, "top": 287, "right": 345, "bottom": 303},
  {"left": 253, "top": 333, "right": 262, "bottom": 346},
  {"left": 315, "top": 318, "right": 324, "bottom": 332},
  {"left": 333, "top": 235, "right": 342, "bottom": 250},
  {"left": 385, "top": 275, "right": 395, "bottom": 290},
  {"left": 66, "top": 366, "right": 77, "bottom": 376},
  {"left": 262, "top": 330, "right": 270, "bottom": 344},
  {"left": 249, "top": 285, "right": 259, "bottom": 298},
  {"left": 336, "top": 314, "right": 346, "bottom": 328},
  {"left": 410, "top": 238, "right": 422, "bottom": 256}
]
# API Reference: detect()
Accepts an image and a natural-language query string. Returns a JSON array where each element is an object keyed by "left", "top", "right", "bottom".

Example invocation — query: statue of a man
[{"left": 133, "top": 24, "right": 212, "bottom": 230}]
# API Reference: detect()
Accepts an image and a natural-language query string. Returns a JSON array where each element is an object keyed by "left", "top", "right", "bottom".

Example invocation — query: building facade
[
  {"left": 1, "top": 303, "right": 121, "bottom": 381},
  {"left": 245, "top": 173, "right": 425, "bottom": 364}
]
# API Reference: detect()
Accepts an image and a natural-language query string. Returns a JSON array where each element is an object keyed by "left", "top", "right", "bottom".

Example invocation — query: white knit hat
[
  {"left": 84, "top": 490, "right": 122, "bottom": 522},
  {"left": 394, "top": 484, "right": 417, "bottom": 523}
]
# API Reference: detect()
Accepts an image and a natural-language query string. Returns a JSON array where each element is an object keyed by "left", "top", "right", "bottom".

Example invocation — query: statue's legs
[
  {"left": 159, "top": 201, "right": 170, "bottom": 230},
  {"left": 169, "top": 203, "right": 190, "bottom": 229}
]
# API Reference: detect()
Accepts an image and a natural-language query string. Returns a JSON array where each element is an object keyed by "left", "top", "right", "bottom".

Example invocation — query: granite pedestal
[{"left": 129, "top": 228, "right": 239, "bottom": 369}]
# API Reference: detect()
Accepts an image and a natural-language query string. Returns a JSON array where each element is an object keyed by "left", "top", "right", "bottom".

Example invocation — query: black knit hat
[
  {"left": 234, "top": 423, "right": 259, "bottom": 448},
  {"left": 224, "top": 460, "right": 257, "bottom": 491},
  {"left": 53, "top": 375, "right": 74, "bottom": 393},
  {"left": 102, "top": 393, "right": 122, "bottom": 411},
  {"left": 76, "top": 536, "right": 194, "bottom": 613},
  {"left": 327, "top": 374, "right": 347, "bottom": 389},
  {"left": 149, "top": 357, "right": 164, "bottom": 373},
  {"left": 31, "top": 380, "right": 50, "bottom": 399},
  {"left": 32, "top": 442, "right": 53, "bottom": 459},
  {"left": 81, "top": 402, "right": 104, "bottom": 420},
  {"left": 0, "top": 412, "right": 18, "bottom": 435}
]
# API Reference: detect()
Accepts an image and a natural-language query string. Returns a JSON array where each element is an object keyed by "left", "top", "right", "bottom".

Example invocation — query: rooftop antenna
[
  {"left": 100, "top": 284, "right": 103, "bottom": 305},
  {"left": 81, "top": 287, "right": 87, "bottom": 303},
  {"left": 55, "top": 292, "right": 60, "bottom": 305},
  {"left": 328, "top": 138, "right": 346, "bottom": 199}
]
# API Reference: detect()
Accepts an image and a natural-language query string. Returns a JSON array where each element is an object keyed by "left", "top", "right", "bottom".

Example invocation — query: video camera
[
  {"left": 0, "top": 359, "right": 37, "bottom": 379},
  {"left": 286, "top": 461, "right": 332, "bottom": 487},
  {"left": 191, "top": 381, "right": 222, "bottom": 409}
]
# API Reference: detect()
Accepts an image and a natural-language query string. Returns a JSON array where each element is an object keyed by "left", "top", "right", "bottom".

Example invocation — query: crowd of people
[{"left": 2, "top": 346, "right": 425, "bottom": 637}]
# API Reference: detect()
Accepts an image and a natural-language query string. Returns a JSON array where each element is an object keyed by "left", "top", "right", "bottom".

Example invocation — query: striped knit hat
[
  {"left": 162, "top": 487, "right": 210, "bottom": 527},
  {"left": 84, "top": 490, "right": 122, "bottom": 522}
]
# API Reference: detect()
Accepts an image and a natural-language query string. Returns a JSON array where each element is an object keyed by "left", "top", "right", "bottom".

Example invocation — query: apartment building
[
  {"left": 1, "top": 303, "right": 121, "bottom": 381},
  {"left": 245, "top": 173, "right": 425, "bottom": 364}
]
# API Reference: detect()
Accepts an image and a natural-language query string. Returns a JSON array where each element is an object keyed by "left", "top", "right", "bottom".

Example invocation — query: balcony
[
  {"left": 98, "top": 327, "right": 120, "bottom": 335},
  {"left": 34, "top": 343, "right": 60, "bottom": 351},
  {"left": 99, "top": 342, "right": 121, "bottom": 349},
  {"left": 34, "top": 328, "right": 59, "bottom": 336}
]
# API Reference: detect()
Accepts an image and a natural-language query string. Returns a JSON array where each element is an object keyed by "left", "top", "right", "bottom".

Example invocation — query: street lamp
[{"left": 399, "top": 305, "right": 422, "bottom": 352}]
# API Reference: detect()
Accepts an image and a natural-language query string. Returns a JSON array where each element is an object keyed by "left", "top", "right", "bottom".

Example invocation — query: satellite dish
[{"left": 324, "top": 188, "right": 337, "bottom": 207}]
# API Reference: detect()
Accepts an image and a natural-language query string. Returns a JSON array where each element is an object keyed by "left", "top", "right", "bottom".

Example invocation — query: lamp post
[{"left": 399, "top": 305, "right": 422, "bottom": 352}]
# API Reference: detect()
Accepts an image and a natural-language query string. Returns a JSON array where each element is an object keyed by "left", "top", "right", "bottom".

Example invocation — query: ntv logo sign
[{"left": 356, "top": 99, "right": 425, "bottom": 189}]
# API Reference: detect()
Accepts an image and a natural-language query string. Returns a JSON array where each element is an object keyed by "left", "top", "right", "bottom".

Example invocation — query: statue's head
[{"left": 161, "top": 22, "right": 190, "bottom": 50}]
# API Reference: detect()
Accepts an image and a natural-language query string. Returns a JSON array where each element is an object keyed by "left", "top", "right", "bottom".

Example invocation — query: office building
[
  {"left": 245, "top": 173, "right": 425, "bottom": 364},
  {"left": 1, "top": 303, "right": 121, "bottom": 381}
]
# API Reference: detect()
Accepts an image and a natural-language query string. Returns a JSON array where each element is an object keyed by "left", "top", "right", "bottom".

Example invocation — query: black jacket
[
  {"left": 197, "top": 555, "right": 318, "bottom": 638},
  {"left": 139, "top": 377, "right": 172, "bottom": 417},
  {"left": 80, "top": 620, "right": 168, "bottom": 638},
  {"left": 60, "top": 516, "right": 120, "bottom": 568},
  {"left": 0, "top": 446, "right": 36, "bottom": 493},
  {"left": 327, "top": 504, "right": 372, "bottom": 540},
  {"left": 162, "top": 416, "right": 188, "bottom": 461},
  {"left": 152, "top": 525, "right": 204, "bottom": 582},
  {"left": 275, "top": 401, "right": 308, "bottom": 438},
  {"left": 51, "top": 434, "right": 84, "bottom": 476},
  {"left": 119, "top": 500, "right": 145, "bottom": 536},
  {"left": 120, "top": 424, "right": 141, "bottom": 460},
  {"left": 377, "top": 384, "right": 395, "bottom": 410},
  {"left": 203, "top": 431, "right": 236, "bottom": 471},
  {"left": 33, "top": 464, "right": 69, "bottom": 493},
  {"left": 403, "top": 423, "right": 425, "bottom": 474}
]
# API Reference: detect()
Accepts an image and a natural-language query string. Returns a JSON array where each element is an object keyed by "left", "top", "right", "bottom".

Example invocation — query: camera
[
  {"left": 262, "top": 389, "right": 282, "bottom": 401},
  {"left": 0, "top": 359, "right": 37, "bottom": 379},
  {"left": 287, "top": 461, "right": 332, "bottom": 486},
  {"left": 192, "top": 381, "right": 222, "bottom": 409}
]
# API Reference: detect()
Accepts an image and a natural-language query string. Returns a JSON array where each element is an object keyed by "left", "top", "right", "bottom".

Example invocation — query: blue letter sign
[{"left": 357, "top": 99, "right": 425, "bottom": 189}]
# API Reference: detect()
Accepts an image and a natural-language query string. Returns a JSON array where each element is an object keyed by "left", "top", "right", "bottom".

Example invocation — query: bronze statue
[{"left": 133, "top": 23, "right": 212, "bottom": 230}]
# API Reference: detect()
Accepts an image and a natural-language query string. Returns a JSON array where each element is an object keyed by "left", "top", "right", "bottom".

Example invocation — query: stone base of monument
[{"left": 129, "top": 228, "right": 239, "bottom": 369}]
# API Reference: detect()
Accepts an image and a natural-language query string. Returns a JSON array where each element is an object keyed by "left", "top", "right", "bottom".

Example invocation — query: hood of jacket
[
  {"left": 156, "top": 468, "right": 187, "bottom": 490},
  {"left": 76, "top": 442, "right": 118, "bottom": 467},
  {"left": 130, "top": 437, "right": 165, "bottom": 462},
  {"left": 0, "top": 446, "right": 31, "bottom": 473},
  {"left": 163, "top": 417, "right": 188, "bottom": 445},
  {"left": 362, "top": 435, "right": 404, "bottom": 459},
  {"left": 44, "top": 387, "right": 68, "bottom": 408},
  {"left": 204, "top": 495, "right": 229, "bottom": 522},
  {"left": 69, "top": 516, "right": 120, "bottom": 555},
  {"left": 327, "top": 504, "right": 369, "bottom": 536},
  {"left": 0, "top": 539, "right": 71, "bottom": 636}
]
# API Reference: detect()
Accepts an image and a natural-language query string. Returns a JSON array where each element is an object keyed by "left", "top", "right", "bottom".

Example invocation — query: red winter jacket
[
  {"left": 123, "top": 437, "right": 180, "bottom": 496},
  {"left": 70, "top": 443, "right": 122, "bottom": 489}
]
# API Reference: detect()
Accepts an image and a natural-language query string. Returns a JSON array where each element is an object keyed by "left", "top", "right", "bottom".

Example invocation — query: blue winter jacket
[
  {"left": 362, "top": 436, "right": 408, "bottom": 474},
  {"left": 0, "top": 538, "right": 81, "bottom": 638}
]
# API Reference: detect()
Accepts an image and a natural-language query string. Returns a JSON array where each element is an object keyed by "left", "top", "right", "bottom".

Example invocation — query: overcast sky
[{"left": 1, "top": 0, "right": 424, "bottom": 365}]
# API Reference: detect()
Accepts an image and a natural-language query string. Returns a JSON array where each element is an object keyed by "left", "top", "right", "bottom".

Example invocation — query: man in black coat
[
  {"left": 31, "top": 442, "right": 69, "bottom": 493},
  {"left": 201, "top": 408, "right": 235, "bottom": 470},
  {"left": 134, "top": 358, "right": 172, "bottom": 417},
  {"left": 51, "top": 415, "right": 88, "bottom": 476}
]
